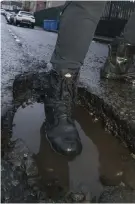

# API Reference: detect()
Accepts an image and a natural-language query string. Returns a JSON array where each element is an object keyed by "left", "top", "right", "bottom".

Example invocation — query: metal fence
[
  {"left": 35, "top": 1, "right": 135, "bottom": 37},
  {"left": 96, "top": 1, "right": 135, "bottom": 37},
  {"left": 102, "top": 1, "right": 135, "bottom": 20}
]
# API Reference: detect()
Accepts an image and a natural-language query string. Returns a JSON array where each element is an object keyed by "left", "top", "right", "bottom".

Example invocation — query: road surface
[
  {"left": 1, "top": 15, "right": 135, "bottom": 203},
  {"left": 1, "top": 15, "right": 108, "bottom": 116}
]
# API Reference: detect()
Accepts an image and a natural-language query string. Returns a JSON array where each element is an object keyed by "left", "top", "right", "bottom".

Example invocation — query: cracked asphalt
[
  {"left": 1, "top": 14, "right": 108, "bottom": 115},
  {"left": 1, "top": 14, "right": 135, "bottom": 202},
  {"left": 2, "top": 13, "right": 135, "bottom": 153}
]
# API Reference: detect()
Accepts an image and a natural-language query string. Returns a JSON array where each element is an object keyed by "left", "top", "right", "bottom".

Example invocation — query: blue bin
[{"left": 43, "top": 20, "right": 58, "bottom": 31}]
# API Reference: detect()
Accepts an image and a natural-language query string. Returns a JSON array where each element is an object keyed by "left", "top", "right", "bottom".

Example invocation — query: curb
[
  {"left": 78, "top": 86, "right": 135, "bottom": 154},
  {"left": 8, "top": 28, "right": 22, "bottom": 46},
  {"left": 93, "top": 36, "right": 114, "bottom": 44}
]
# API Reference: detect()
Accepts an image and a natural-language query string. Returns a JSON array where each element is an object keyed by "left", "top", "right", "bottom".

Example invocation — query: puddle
[{"left": 11, "top": 102, "right": 135, "bottom": 200}]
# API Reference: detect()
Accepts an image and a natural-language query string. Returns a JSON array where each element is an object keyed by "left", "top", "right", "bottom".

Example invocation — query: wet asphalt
[
  {"left": 1, "top": 15, "right": 107, "bottom": 117},
  {"left": 1, "top": 15, "right": 135, "bottom": 202},
  {"left": 1, "top": 15, "right": 57, "bottom": 117},
  {"left": 2, "top": 13, "right": 135, "bottom": 153}
]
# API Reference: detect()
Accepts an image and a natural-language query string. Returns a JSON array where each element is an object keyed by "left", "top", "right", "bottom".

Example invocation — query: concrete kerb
[
  {"left": 8, "top": 28, "right": 22, "bottom": 46},
  {"left": 78, "top": 85, "right": 135, "bottom": 154}
]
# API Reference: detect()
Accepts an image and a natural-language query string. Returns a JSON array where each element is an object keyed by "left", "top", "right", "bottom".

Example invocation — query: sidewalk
[{"left": 93, "top": 35, "right": 114, "bottom": 43}]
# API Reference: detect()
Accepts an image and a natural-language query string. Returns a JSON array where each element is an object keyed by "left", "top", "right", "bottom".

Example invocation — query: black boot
[
  {"left": 100, "top": 37, "right": 135, "bottom": 79},
  {"left": 44, "top": 69, "right": 82, "bottom": 157}
]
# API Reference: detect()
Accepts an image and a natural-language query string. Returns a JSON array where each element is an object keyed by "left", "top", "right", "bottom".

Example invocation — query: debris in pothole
[
  {"left": 116, "top": 172, "right": 123, "bottom": 176},
  {"left": 131, "top": 153, "right": 135, "bottom": 160},
  {"left": 119, "top": 182, "right": 126, "bottom": 187},
  {"left": 1, "top": 159, "right": 46, "bottom": 203},
  {"left": 66, "top": 192, "right": 86, "bottom": 203},
  {"left": 99, "top": 186, "right": 135, "bottom": 203},
  {"left": 1, "top": 139, "right": 47, "bottom": 203}
]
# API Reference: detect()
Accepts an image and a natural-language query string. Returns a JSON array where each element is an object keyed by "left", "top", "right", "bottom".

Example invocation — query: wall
[
  {"left": 1, "top": 0, "right": 22, "bottom": 10},
  {"left": 22, "top": 1, "right": 31, "bottom": 11},
  {"left": 29, "top": 1, "right": 37, "bottom": 12},
  {"left": 1, "top": 4, "right": 13, "bottom": 10},
  {"left": 36, "top": 1, "right": 46, "bottom": 12},
  {"left": 46, "top": 1, "right": 65, "bottom": 8},
  {"left": 27, "top": 1, "right": 46, "bottom": 12}
]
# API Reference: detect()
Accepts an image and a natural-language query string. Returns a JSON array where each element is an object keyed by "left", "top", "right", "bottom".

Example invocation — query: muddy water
[{"left": 12, "top": 102, "right": 135, "bottom": 200}]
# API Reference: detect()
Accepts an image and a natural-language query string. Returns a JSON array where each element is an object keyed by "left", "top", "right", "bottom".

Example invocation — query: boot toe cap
[
  {"left": 46, "top": 120, "right": 82, "bottom": 156},
  {"left": 52, "top": 136, "right": 82, "bottom": 157},
  {"left": 47, "top": 128, "right": 82, "bottom": 157}
]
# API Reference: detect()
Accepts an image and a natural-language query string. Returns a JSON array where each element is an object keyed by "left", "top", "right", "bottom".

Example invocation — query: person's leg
[
  {"left": 45, "top": 1, "right": 106, "bottom": 156},
  {"left": 51, "top": 1, "right": 106, "bottom": 70}
]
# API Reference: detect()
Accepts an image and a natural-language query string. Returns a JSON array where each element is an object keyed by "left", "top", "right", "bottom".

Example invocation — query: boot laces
[{"left": 54, "top": 73, "right": 76, "bottom": 120}]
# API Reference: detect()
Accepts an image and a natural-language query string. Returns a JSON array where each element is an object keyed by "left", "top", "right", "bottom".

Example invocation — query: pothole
[
  {"left": 10, "top": 101, "right": 135, "bottom": 200},
  {"left": 2, "top": 72, "right": 135, "bottom": 202}
]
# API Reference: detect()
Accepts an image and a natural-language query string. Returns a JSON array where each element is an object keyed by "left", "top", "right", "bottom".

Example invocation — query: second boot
[
  {"left": 44, "top": 68, "right": 82, "bottom": 157},
  {"left": 100, "top": 37, "right": 135, "bottom": 79}
]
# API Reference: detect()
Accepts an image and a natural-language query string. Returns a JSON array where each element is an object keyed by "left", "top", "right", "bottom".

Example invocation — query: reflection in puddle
[
  {"left": 13, "top": 103, "right": 45, "bottom": 154},
  {"left": 12, "top": 102, "right": 135, "bottom": 200}
]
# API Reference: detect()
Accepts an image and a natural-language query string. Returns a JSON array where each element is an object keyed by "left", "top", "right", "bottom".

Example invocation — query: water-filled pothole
[{"left": 11, "top": 101, "right": 135, "bottom": 200}]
